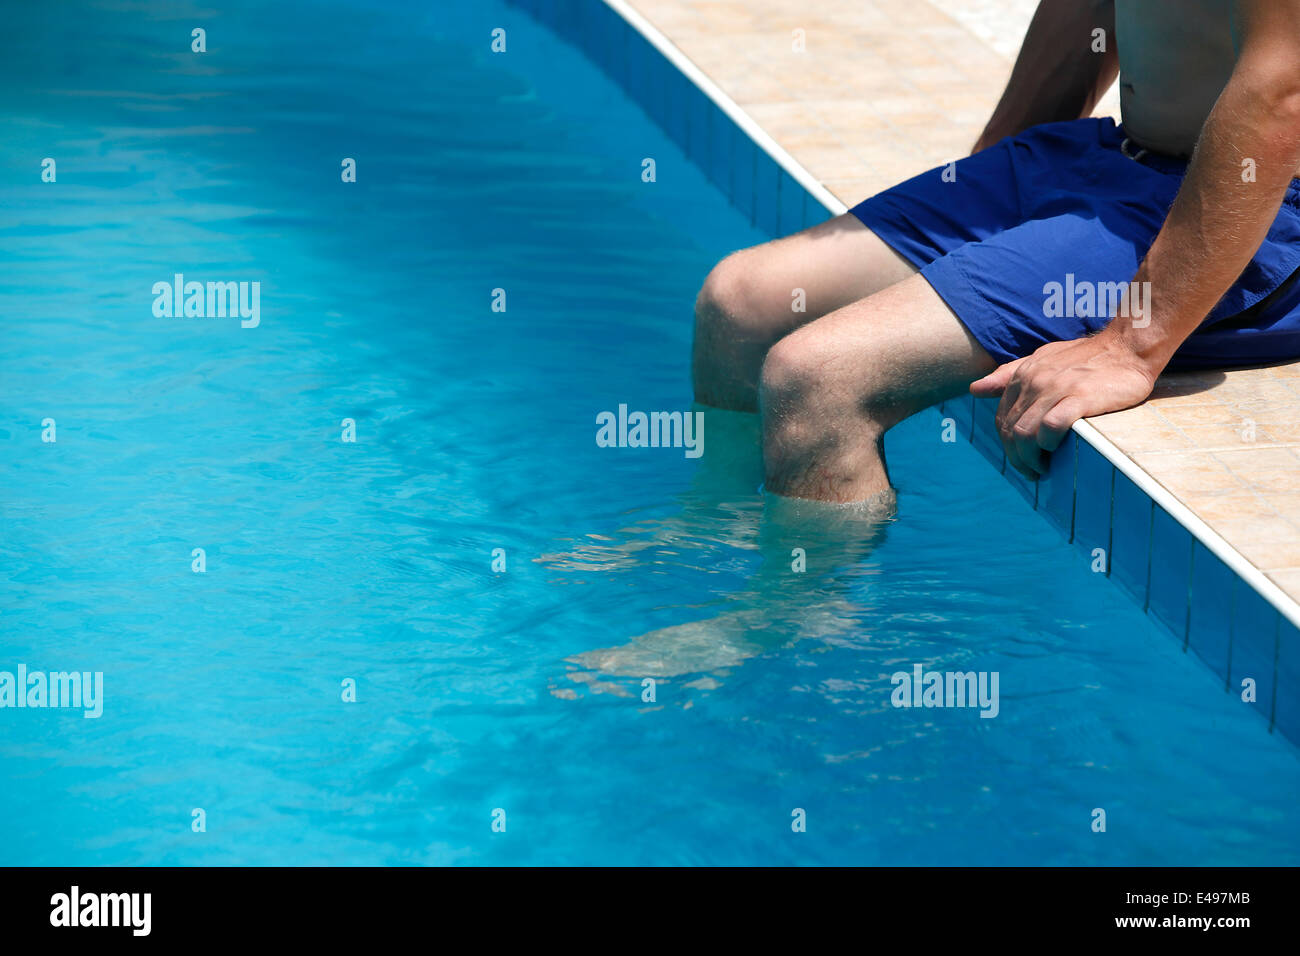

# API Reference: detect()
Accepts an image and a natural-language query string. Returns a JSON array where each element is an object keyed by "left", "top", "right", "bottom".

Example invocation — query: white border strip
[
  {"left": 603, "top": 0, "right": 1300, "bottom": 633},
  {"left": 1076, "top": 419, "right": 1300, "bottom": 629},
  {"left": 603, "top": 0, "right": 848, "bottom": 218}
]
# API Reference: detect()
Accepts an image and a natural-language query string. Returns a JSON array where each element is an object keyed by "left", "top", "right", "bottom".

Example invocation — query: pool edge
[{"left": 505, "top": 0, "right": 1299, "bottom": 747}]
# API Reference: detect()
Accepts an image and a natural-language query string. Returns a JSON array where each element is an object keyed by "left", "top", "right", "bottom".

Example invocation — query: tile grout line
[{"left": 1077, "top": 420, "right": 1300, "bottom": 629}]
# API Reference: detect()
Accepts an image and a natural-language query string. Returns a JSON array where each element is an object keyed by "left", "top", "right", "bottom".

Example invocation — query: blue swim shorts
[{"left": 850, "top": 117, "right": 1300, "bottom": 370}]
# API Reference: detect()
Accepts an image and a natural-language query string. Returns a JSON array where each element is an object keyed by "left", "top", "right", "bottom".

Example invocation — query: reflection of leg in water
[
  {"left": 566, "top": 492, "right": 893, "bottom": 681},
  {"left": 536, "top": 405, "right": 762, "bottom": 572}
]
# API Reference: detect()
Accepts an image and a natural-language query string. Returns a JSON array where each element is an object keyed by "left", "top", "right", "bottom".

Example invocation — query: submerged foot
[
  {"left": 565, "top": 596, "right": 862, "bottom": 683},
  {"left": 563, "top": 493, "right": 894, "bottom": 690},
  {"left": 547, "top": 401, "right": 897, "bottom": 691}
]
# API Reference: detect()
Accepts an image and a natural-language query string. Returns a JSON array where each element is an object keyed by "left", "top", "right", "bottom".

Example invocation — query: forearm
[
  {"left": 1102, "top": 69, "right": 1300, "bottom": 372},
  {"left": 974, "top": 0, "right": 1118, "bottom": 151}
]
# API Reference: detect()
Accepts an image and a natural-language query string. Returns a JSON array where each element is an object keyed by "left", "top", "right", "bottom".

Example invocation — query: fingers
[
  {"left": 1037, "top": 397, "right": 1087, "bottom": 452},
  {"left": 969, "top": 357, "right": 1025, "bottom": 397},
  {"left": 1007, "top": 396, "right": 1054, "bottom": 477},
  {"left": 994, "top": 375, "right": 1027, "bottom": 444},
  {"left": 980, "top": 336, "right": 1153, "bottom": 479},
  {"left": 1005, "top": 394, "right": 1087, "bottom": 477},
  {"left": 996, "top": 365, "right": 1061, "bottom": 477},
  {"left": 981, "top": 352, "right": 1090, "bottom": 478},
  {"left": 994, "top": 366, "right": 1034, "bottom": 475}
]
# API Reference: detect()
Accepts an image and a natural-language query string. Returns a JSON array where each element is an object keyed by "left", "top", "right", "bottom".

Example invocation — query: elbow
[
  {"left": 1234, "top": 55, "right": 1300, "bottom": 122},
  {"left": 1254, "top": 80, "right": 1300, "bottom": 123}
]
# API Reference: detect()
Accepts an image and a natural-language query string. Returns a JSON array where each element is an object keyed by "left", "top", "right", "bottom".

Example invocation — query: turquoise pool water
[{"left": 0, "top": 0, "right": 1297, "bottom": 866}]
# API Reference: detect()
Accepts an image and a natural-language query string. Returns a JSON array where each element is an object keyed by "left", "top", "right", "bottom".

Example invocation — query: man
[{"left": 692, "top": 0, "right": 1300, "bottom": 506}]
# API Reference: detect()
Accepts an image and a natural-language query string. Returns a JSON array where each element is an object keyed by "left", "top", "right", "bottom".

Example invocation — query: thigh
[
  {"left": 708, "top": 212, "right": 918, "bottom": 339},
  {"left": 694, "top": 213, "right": 922, "bottom": 410},
  {"left": 763, "top": 272, "right": 998, "bottom": 427}
]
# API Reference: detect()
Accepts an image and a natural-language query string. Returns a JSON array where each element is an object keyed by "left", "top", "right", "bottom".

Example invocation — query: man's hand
[
  {"left": 967, "top": 0, "right": 1300, "bottom": 478},
  {"left": 969, "top": 333, "right": 1159, "bottom": 477}
]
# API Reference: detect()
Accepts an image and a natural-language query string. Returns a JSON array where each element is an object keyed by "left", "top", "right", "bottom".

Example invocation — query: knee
[
  {"left": 760, "top": 333, "right": 840, "bottom": 451},
  {"left": 759, "top": 333, "right": 816, "bottom": 410},
  {"left": 759, "top": 331, "right": 886, "bottom": 455},
  {"left": 694, "top": 253, "right": 762, "bottom": 346},
  {"left": 692, "top": 253, "right": 775, "bottom": 409}
]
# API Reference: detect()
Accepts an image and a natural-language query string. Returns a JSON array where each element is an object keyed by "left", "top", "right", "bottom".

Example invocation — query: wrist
[{"left": 1096, "top": 320, "right": 1174, "bottom": 382}]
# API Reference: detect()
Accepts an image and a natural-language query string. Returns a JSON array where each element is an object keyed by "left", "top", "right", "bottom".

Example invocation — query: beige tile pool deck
[{"left": 626, "top": 0, "right": 1300, "bottom": 605}]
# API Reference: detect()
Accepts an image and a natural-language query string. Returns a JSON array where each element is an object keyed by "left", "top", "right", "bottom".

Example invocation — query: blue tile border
[
  {"left": 1187, "top": 541, "right": 1234, "bottom": 684},
  {"left": 1231, "top": 582, "right": 1281, "bottom": 732},
  {"left": 508, "top": 0, "right": 1300, "bottom": 747},
  {"left": 1148, "top": 505, "right": 1193, "bottom": 638},
  {"left": 1110, "top": 471, "right": 1151, "bottom": 606},
  {"left": 754, "top": 149, "right": 780, "bottom": 236},
  {"left": 1039, "top": 430, "right": 1076, "bottom": 538},
  {"left": 705, "top": 103, "right": 734, "bottom": 198},
  {"left": 938, "top": 392, "right": 974, "bottom": 445},
  {"left": 1277, "top": 618, "right": 1299, "bottom": 739},
  {"left": 1073, "top": 439, "right": 1114, "bottom": 559},
  {"left": 733, "top": 131, "right": 757, "bottom": 225}
]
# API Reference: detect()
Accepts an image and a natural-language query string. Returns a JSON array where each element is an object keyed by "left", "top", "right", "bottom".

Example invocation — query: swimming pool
[{"left": 0, "top": 0, "right": 1297, "bottom": 866}]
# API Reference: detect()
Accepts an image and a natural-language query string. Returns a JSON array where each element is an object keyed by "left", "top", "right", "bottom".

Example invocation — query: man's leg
[
  {"left": 761, "top": 272, "right": 998, "bottom": 503},
  {"left": 692, "top": 213, "right": 917, "bottom": 411}
]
